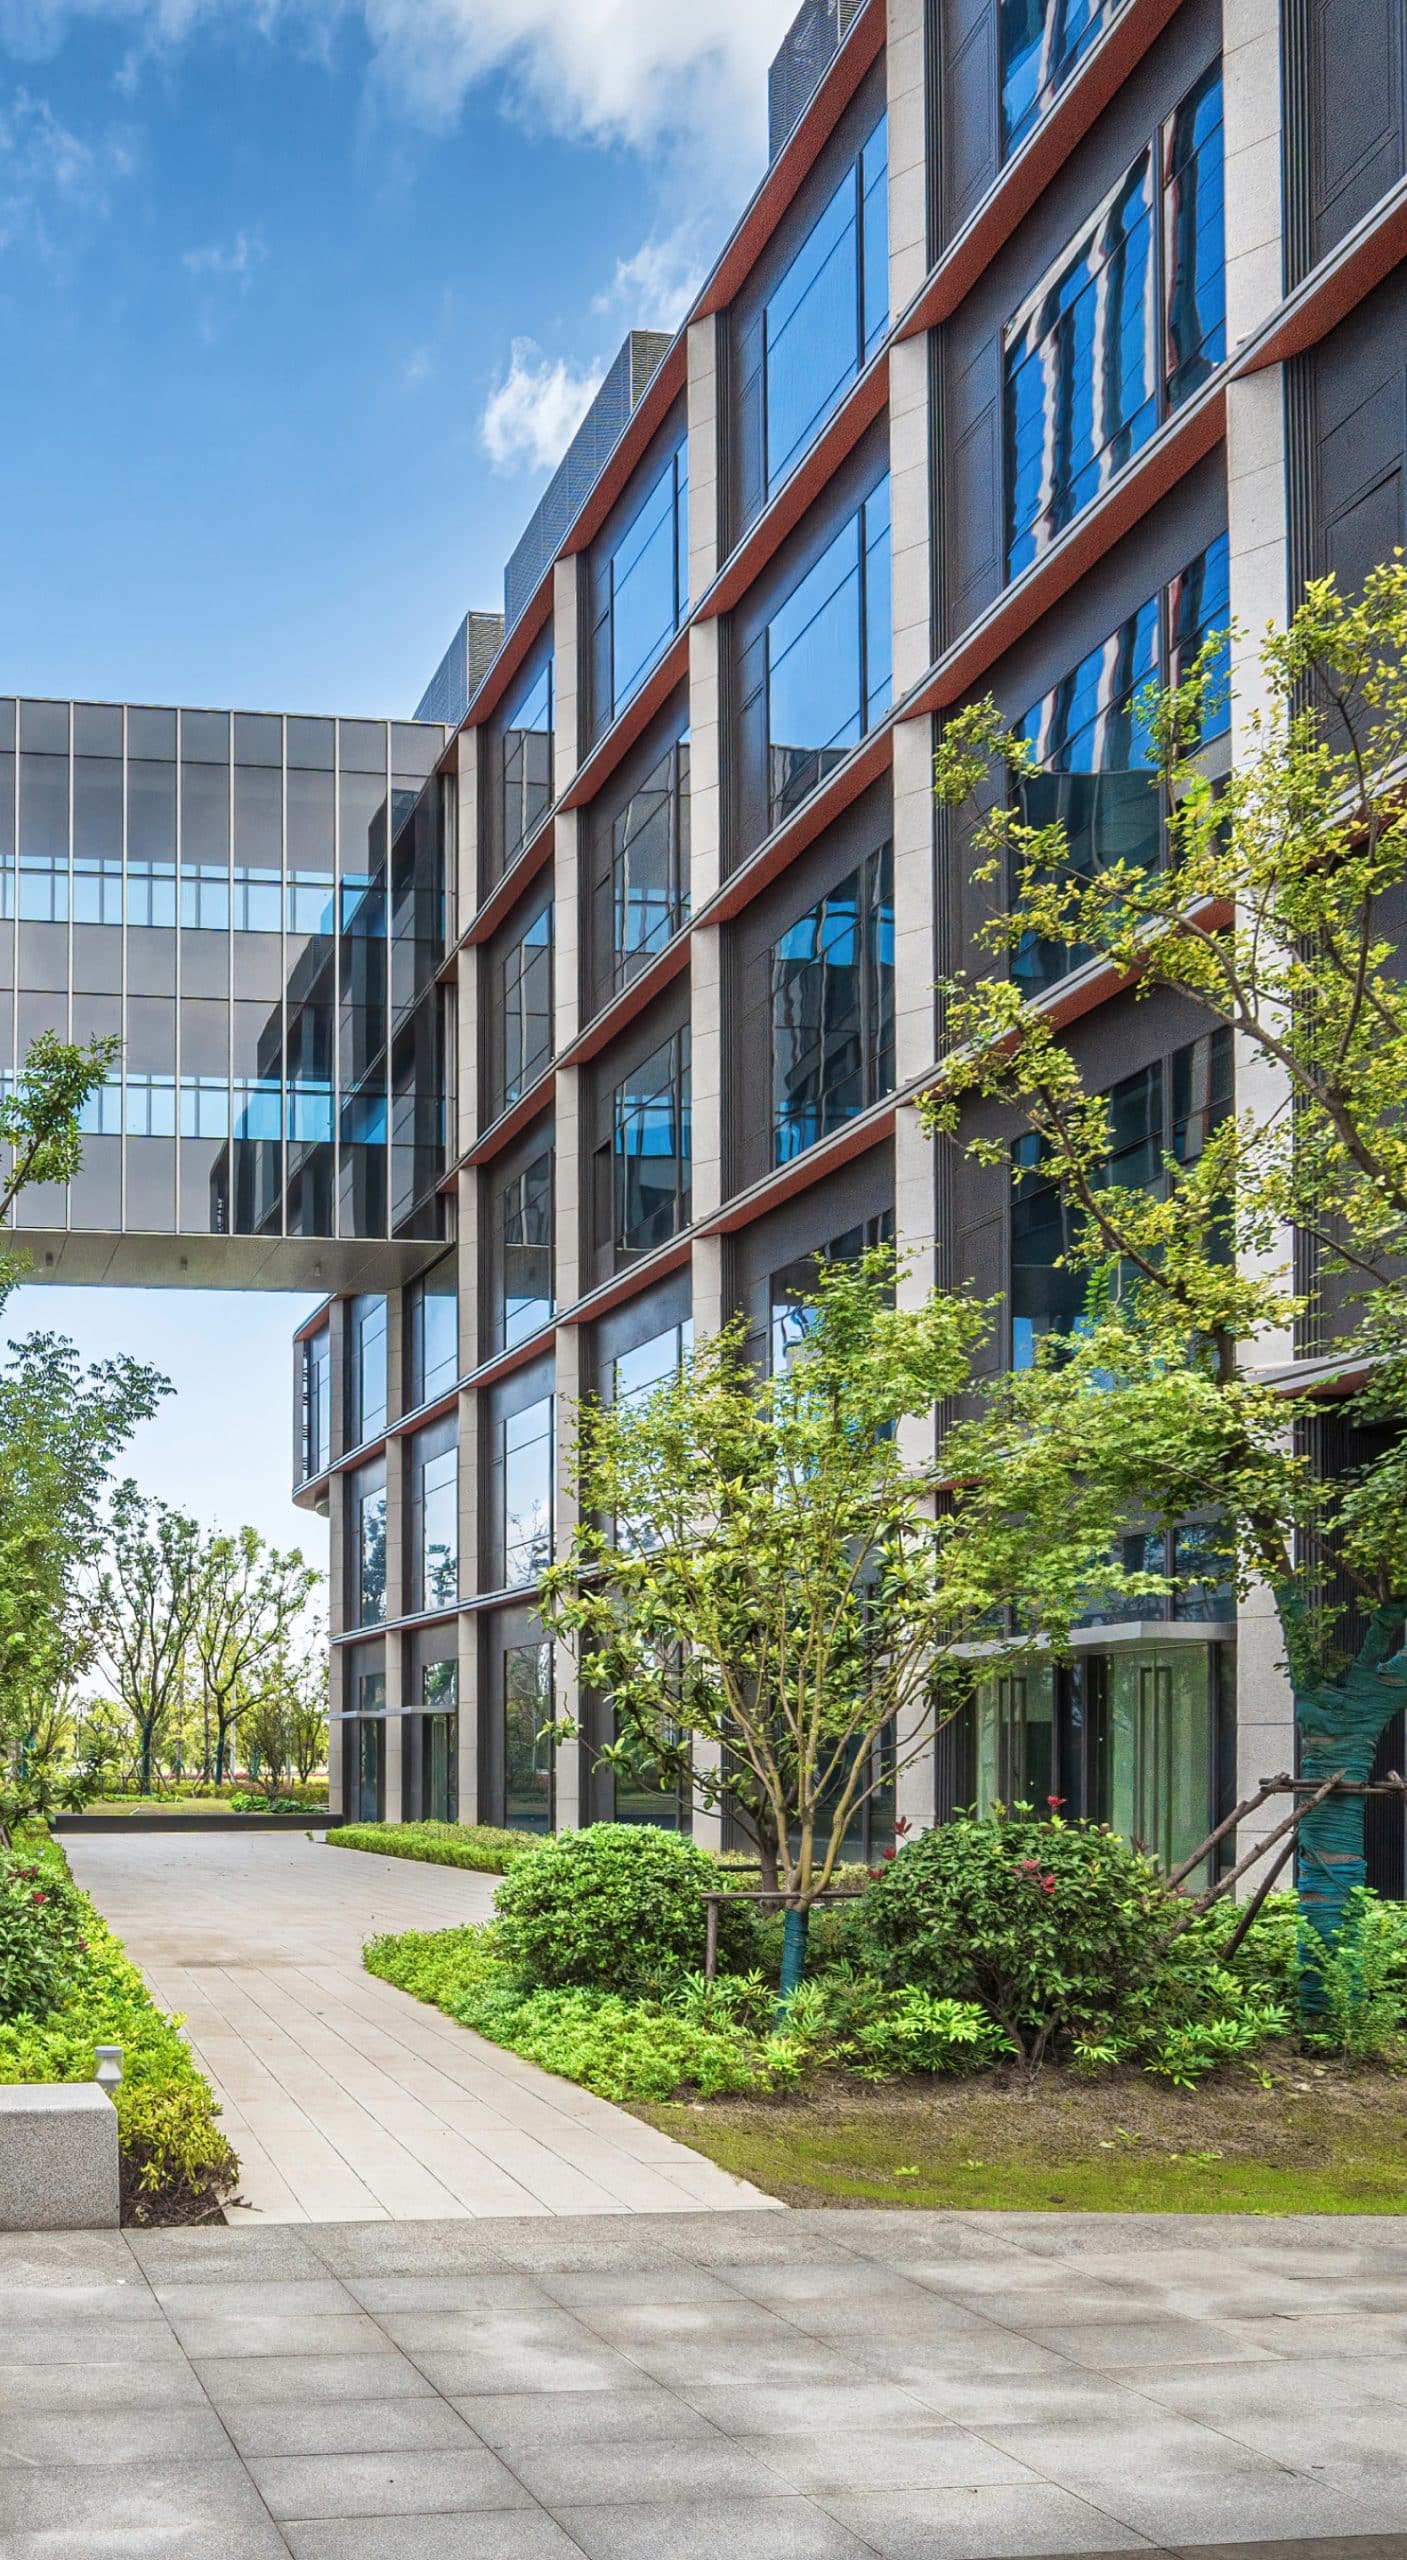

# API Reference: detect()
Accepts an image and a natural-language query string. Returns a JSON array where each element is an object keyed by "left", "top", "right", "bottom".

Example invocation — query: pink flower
[
  {"left": 1040, "top": 1876, "right": 1056, "bottom": 1894},
  {"left": 1047, "top": 1794, "right": 1065, "bottom": 1810}
]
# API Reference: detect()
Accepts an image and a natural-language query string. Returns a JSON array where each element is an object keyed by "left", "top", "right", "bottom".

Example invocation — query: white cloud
[
  {"left": 596, "top": 227, "right": 708, "bottom": 333},
  {"left": 0, "top": 84, "right": 137, "bottom": 247},
  {"left": 182, "top": 224, "right": 264, "bottom": 279},
  {"left": 0, "top": 0, "right": 801, "bottom": 194},
  {"left": 481, "top": 335, "right": 604, "bottom": 475}
]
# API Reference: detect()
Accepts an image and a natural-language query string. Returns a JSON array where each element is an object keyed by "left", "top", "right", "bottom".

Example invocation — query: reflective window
[
  {"left": 1001, "top": 0, "right": 1119, "bottom": 157},
  {"left": 501, "top": 1151, "right": 553, "bottom": 1351},
  {"left": 125, "top": 1073, "right": 177, "bottom": 1138},
  {"left": 179, "top": 1078, "right": 231, "bottom": 1139},
  {"left": 300, "top": 1328, "right": 331, "bottom": 1480},
  {"left": 497, "top": 903, "right": 552, "bottom": 1116},
  {"left": 348, "top": 1293, "right": 388, "bottom": 1445},
  {"left": 610, "top": 738, "right": 689, "bottom": 991},
  {"left": 762, "top": 477, "right": 890, "bottom": 831},
  {"left": 770, "top": 1211, "right": 895, "bottom": 1372},
  {"left": 1010, "top": 1029, "right": 1230, "bottom": 1366},
  {"left": 353, "top": 1466, "right": 387, "bottom": 1628},
  {"left": 409, "top": 1259, "right": 457, "bottom": 1407},
  {"left": 504, "top": 1640, "right": 554, "bottom": 1830},
  {"left": 501, "top": 1395, "right": 554, "bottom": 1588},
  {"left": 410, "top": 1429, "right": 458, "bottom": 1612},
  {"left": 502, "top": 654, "right": 554, "bottom": 871},
  {"left": 181, "top": 865, "right": 230, "bottom": 931},
  {"left": 592, "top": 441, "right": 688, "bottom": 735},
  {"left": 1014, "top": 534, "right": 1229, "bottom": 994},
  {"left": 611, "top": 1030, "right": 691, "bottom": 1259},
  {"left": 772, "top": 842, "right": 893, "bottom": 1163},
  {"left": 1004, "top": 68, "right": 1224, "bottom": 578},
  {"left": 765, "top": 114, "right": 888, "bottom": 499},
  {"left": 614, "top": 1319, "right": 693, "bottom": 1410}
]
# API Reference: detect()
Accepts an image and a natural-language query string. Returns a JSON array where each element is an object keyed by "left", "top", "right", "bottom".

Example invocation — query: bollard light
[{"left": 94, "top": 2045, "right": 124, "bottom": 2098}]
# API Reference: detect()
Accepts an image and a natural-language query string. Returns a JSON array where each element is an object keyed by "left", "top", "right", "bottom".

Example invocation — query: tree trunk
[
  {"left": 138, "top": 1726, "right": 153, "bottom": 1796},
  {"left": 776, "top": 1905, "right": 810, "bottom": 2019},
  {"left": 214, "top": 1724, "right": 227, "bottom": 1787},
  {"left": 1292, "top": 1601, "right": 1407, "bottom": 2008}
]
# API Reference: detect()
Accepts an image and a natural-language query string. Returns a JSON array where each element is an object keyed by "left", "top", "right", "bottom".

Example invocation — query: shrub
[
  {"left": 330, "top": 1820, "right": 525, "bottom": 1875},
  {"left": 365, "top": 1924, "right": 771, "bottom": 2102},
  {"left": 0, "top": 1848, "right": 89, "bottom": 2021},
  {"left": 493, "top": 1822, "right": 755, "bottom": 1995},
  {"left": 864, "top": 1805, "right": 1174, "bottom": 2067}
]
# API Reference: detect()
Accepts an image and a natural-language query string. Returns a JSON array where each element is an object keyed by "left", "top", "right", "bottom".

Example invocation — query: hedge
[{"left": 329, "top": 1819, "right": 525, "bottom": 1875}]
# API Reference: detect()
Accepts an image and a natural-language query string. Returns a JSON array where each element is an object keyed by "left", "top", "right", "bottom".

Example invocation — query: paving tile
[
  {"left": 739, "top": 2422, "right": 1046, "bottom": 2493},
  {"left": 0, "top": 2322, "right": 192, "bottom": 2369},
  {"left": 976, "top": 2410, "right": 1303, "bottom": 2488},
  {"left": 677, "top": 2380, "right": 948, "bottom": 2435},
  {"left": 161, "top": 2309, "right": 388, "bottom": 2359},
  {"left": 341, "top": 2274, "right": 547, "bottom": 2316},
  {"left": 0, "top": 2232, "right": 138, "bottom": 2289},
  {"left": 0, "top": 2456, "right": 269, "bottom": 2536},
  {"left": 453, "top": 2384, "right": 721, "bottom": 2450},
  {"left": 1022, "top": 2317, "right": 1282, "bottom": 2370},
  {"left": 303, "top": 2224, "right": 518, "bottom": 2278},
  {"left": 222, "top": 2396, "right": 486, "bottom": 2458},
  {"left": 403, "top": 2338, "right": 649, "bottom": 2395},
  {"left": 596, "top": 2329, "right": 877, "bottom": 2392},
  {"left": 1089, "top": 2474, "right": 1407, "bottom": 2546},
  {"left": 501, "top": 2435, "right": 795, "bottom": 2507},
  {"left": 814, "top": 2484, "right": 1155, "bottom": 2557},
  {"left": 554, "top": 2494, "right": 877, "bottom": 2559},
  {"left": 0, "top": 2361, "right": 210, "bottom": 2414},
  {"left": 249, "top": 2448, "right": 531, "bottom": 2519},
  {"left": 281, "top": 2516, "right": 585, "bottom": 2559},
  {"left": 127, "top": 2226, "right": 333, "bottom": 2282},
  {"left": 533, "top": 2266, "right": 738, "bottom": 2310},
  {"left": 145, "top": 2278, "right": 357, "bottom": 2318},
  {"left": 0, "top": 2407, "right": 231, "bottom": 2469},
  {"left": 0, "top": 2527, "right": 292, "bottom": 2559},
  {"left": 193, "top": 2350, "right": 433, "bottom": 2405}
]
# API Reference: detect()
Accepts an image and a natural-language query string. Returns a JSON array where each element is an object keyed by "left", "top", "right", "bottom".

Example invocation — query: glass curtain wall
[
  {"left": 503, "top": 1640, "right": 555, "bottom": 1830},
  {"left": 1000, "top": 0, "right": 1121, "bottom": 158},
  {"left": 299, "top": 1327, "right": 332, "bottom": 1481},
  {"left": 351, "top": 1462, "right": 388, "bottom": 1627},
  {"left": 609, "top": 738, "right": 690, "bottom": 991},
  {"left": 501, "top": 657, "right": 554, "bottom": 873},
  {"left": 610, "top": 1030, "right": 691, "bottom": 1260},
  {"left": 1014, "top": 535, "right": 1230, "bottom": 993},
  {"left": 771, "top": 843, "right": 894, "bottom": 1161},
  {"left": 347, "top": 1293, "right": 388, "bottom": 1445},
  {"left": 419, "top": 1659, "right": 458, "bottom": 1823},
  {"left": 500, "top": 1396, "right": 554, "bottom": 1589},
  {"left": 759, "top": 114, "right": 889, "bottom": 508},
  {"left": 407, "top": 1257, "right": 457, "bottom": 1409},
  {"left": 1004, "top": 65, "right": 1224, "bottom": 577},
  {"left": 496, "top": 904, "right": 553, "bottom": 1116},
  {"left": 759, "top": 478, "right": 891, "bottom": 831},
  {"left": 590, "top": 442, "right": 689, "bottom": 738},
  {"left": 500, "top": 1151, "right": 554, "bottom": 1350},
  {"left": 409, "top": 1423, "right": 458, "bottom": 1613}
]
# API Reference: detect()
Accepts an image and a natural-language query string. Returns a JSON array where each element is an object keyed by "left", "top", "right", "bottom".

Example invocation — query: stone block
[{"left": 0, "top": 2082, "right": 120, "bottom": 2231}]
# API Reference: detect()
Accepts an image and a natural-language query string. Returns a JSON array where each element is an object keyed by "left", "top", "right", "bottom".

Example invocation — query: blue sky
[{"left": 0, "top": 0, "right": 796, "bottom": 1552}]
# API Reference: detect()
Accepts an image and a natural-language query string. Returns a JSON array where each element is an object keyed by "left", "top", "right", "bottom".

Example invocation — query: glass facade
[
  {"left": 610, "top": 1029, "right": 691, "bottom": 1260},
  {"left": 1004, "top": 67, "right": 1224, "bottom": 579},
  {"left": 500, "top": 1395, "right": 554, "bottom": 1589},
  {"left": 503, "top": 1640, "right": 554, "bottom": 1830},
  {"left": 501, "top": 655, "right": 554, "bottom": 873},
  {"left": 3, "top": 698, "right": 447, "bottom": 1245},
  {"left": 757, "top": 478, "right": 891, "bottom": 832},
  {"left": 761, "top": 115, "right": 889, "bottom": 505},
  {"left": 769, "top": 1211, "right": 895, "bottom": 1372},
  {"left": 1010, "top": 1028, "right": 1232, "bottom": 1366},
  {"left": 500, "top": 1151, "right": 553, "bottom": 1351},
  {"left": 409, "top": 1424, "right": 458, "bottom": 1613},
  {"left": 299, "top": 1326, "right": 331, "bottom": 1481},
  {"left": 1014, "top": 535, "right": 1230, "bottom": 994},
  {"left": 418, "top": 1660, "right": 459, "bottom": 1823},
  {"left": 771, "top": 842, "right": 894, "bottom": 1162},
  {"left": 590, "top": 440, "right": 689, "bottom": 737},
  {"left": 347, "top": 1293, "right": 387, "bottom": 1446},
  {"left": 408, "top": 1257, "right": 457, "bottom": 1408},
  {"left": 1000, "top": 0, "right": 1120, "bottom": 158},
  {"left": 609, "top": 738, "right": 690, "bottom": 992},
  {"left": 351, "top": 1463, "right": 387, "bottom": 1628},
  {"left": 495, "top": 902, "right": 553, "bottom": 1117}
]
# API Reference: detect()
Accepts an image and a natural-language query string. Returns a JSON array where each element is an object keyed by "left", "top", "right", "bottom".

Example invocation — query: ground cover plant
[
  {"left": 365, "top": 1810, "right": 1407, "bottom": 2207},
  {"left": 332, "top": 1818, "right": 525, "bottom": 1874},
  {"left": 0, "top": 1835, "right": 238, "bottom": 2223}
]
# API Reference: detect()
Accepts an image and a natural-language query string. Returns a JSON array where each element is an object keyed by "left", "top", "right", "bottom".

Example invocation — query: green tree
[
  {"left": 926, "top": 559, "right": 1407, "bottom": 1977},
  {"left": 542, "top": 1253, "right": 1158, "bottom": 1997},
  {"left": 191, "top": 1526, "right": 321, "bottom": 1785},
  {"left": 0, "top": 1030, "right": 166, "bottom": 1834},
  {"left": 95, "top": 1487, "right": 208, "bottom": 1796}
]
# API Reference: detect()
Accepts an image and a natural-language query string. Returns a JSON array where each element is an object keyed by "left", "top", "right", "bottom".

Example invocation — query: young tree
[
  {"left": 927, "top": 560, "right": 1407, "bottom": 1972},
  {"left": 191, "top": 1526, "right": 321, "bottom": 1785},
  {"left": 288, "top": 1648, "right": 330, "bottom": 1786},
  {"left": 542, "top": 1253, "right": 1164, "bottom": 1994},
  {"left": 95, "top": 1487, "right": 209, "bottom": 1796},
  {"left": 0, "top": 1031, "right": 120, "bottom": 1253}
]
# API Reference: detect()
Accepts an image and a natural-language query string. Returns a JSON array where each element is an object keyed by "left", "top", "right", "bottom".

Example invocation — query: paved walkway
[
  {"left": 5, "top": 2211, "right": 1407, "bottom": 2557},
  {"left": 64, "top": 1830, "right": 773, "bottom": 2225}
]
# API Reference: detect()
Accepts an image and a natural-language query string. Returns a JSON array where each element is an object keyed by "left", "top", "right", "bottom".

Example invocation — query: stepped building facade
[{"left": 7, "top": 0, "right": 1407, "bottom": 1883}]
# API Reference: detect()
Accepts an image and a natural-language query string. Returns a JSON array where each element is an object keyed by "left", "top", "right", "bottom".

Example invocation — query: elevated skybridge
[{"left": 1, "top": 694, "right": 450, "bottom": 1292}]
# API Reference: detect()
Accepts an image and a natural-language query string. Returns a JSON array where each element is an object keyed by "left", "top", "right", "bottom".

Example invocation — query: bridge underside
[{"left": 9, "top": 1230, "right": 434, "bottom": 1293}]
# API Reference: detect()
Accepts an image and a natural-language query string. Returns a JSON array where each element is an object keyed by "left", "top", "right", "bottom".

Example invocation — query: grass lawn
[{"left": 638, "top": 2059, "right": 1407, "bottom": 2213}]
